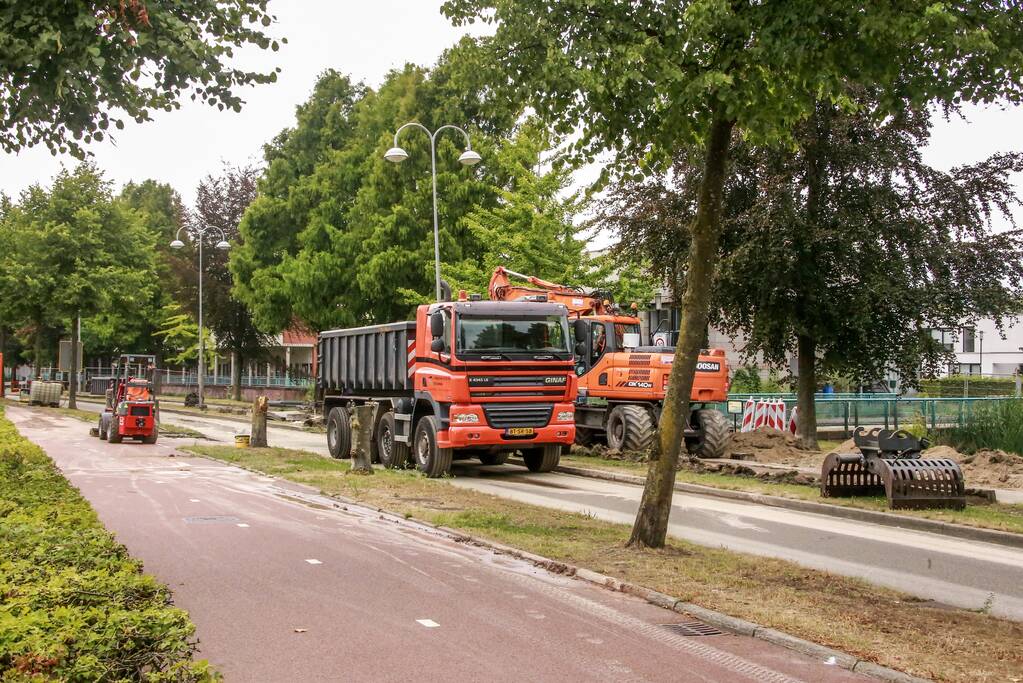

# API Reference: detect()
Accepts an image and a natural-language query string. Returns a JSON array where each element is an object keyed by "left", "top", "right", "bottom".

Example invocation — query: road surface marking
[
  {"left": 416, "top": 619, "right": 440, "bottom": 628},
  {"left": 189, "top": 498, "right": 201, "bottom": 502},
  {"left": 237, "top": 523, "right": 250, "bottom": 528},
  {"left": 305, "top": 558, "right": 322, "bottom": 565}
]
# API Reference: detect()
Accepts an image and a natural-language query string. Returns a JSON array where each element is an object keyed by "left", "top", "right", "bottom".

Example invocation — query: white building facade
[{"left": 934, "top": 317, "right": 1023, "bottom": 377}]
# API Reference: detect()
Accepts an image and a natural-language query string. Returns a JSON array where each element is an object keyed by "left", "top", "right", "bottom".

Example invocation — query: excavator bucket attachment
[
  {"left": 821, "top": 427, "right": 966, "bottom": 510},
  {"left": 878, "top": 458, "right": 965, "bottom": 510}
]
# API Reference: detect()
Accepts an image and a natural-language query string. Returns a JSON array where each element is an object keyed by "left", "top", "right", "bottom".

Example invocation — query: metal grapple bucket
[{"left": 821, "top": 427, "right": 966, "bottom": 510}]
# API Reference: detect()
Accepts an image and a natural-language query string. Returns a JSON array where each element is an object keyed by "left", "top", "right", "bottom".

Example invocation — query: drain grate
[
  {"left": 184, "top": 515, "right": 241, "bottom": 524},
  {"left": 660, "top": 620, "right": 724, "bottom": 637}
]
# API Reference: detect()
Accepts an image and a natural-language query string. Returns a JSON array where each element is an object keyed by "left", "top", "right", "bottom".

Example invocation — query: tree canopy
[
  {"left": 231, "top": 42, "right": 522, "bottom": 332},
  {"left": 0, "top": 0, "right": 282, "bottom": 156}
]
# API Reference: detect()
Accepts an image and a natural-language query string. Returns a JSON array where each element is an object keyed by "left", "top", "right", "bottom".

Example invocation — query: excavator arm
[{"left": 488, "top": 266, "right": 614, "bottom": 316}]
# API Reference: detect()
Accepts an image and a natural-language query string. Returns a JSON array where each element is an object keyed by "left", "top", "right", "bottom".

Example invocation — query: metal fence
[
  {"left": 719, "top": 395, "right": 1019, "bottom": 433},
  {"left": 19, "top": 366, "right": 313, "bottom": 390}
]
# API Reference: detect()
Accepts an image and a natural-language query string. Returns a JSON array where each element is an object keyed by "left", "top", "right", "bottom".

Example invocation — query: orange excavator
[{"left": 489, "top": 267, "right": 732, "bottom": 457}]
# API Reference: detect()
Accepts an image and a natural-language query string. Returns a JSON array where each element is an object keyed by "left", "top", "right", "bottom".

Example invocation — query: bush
[
  {"left": 936, "top": 399, "right": 1023, "bottom": 456},
  {"left": 0, "top": 406, "right": 215, "bottom": 682}
]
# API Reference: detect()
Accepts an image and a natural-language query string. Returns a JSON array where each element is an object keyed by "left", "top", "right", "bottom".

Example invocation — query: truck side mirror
[
  {"left": 429, "top": 311, "right": 444, "bottom": 339},
  {"left": 573, "top": 319, "right": 588, "bottom": 342},
  {"left": 574, "top": 342, "right": 586, "bottom": 357},
  {"left": 430, "top": 338, "right": 445, "bottom": 353}
]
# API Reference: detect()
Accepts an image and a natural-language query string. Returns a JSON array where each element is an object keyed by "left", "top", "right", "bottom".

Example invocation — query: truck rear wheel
[
  {"left": 479, "top": 452, "right": 508, "bottom": 466},
  {"left": 413, "top": 416, "right": 452, "bottom": 478},
  {"left": 574, "top": 426, "right": 596, "bottom": 447},
  {"left": 376, "top": 412, "right": 410, "bottom": 469},
  {"left": 522, "top": 444, "right": 560, "bottom": 472},
  {"left": 142, "top": 431, "right": 158, "bottom": 445},
  {"left": 605, "top": 404, "right": 655, "bottom": 452},
  {"left": 326, "top": 406, "right": 352, "bottom": 459},
  {"left": 686, "top": 409, "right": 732, "bottom": 459},
  {"left": 108, "top": 421, "right": 123, "bottom": 444}
]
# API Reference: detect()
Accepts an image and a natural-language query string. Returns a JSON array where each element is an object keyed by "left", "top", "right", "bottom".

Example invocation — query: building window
[
  {"left": 959, "top": 363, "right": 981, "bottom": 376},
  {"left": 930, "top": 328, "right": 954, "bottom": 352},
  {"left": 962, "top": 327, "right": 975, "bottom": 353}
]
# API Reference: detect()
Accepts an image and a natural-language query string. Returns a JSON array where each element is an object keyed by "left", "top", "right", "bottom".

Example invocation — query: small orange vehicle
[
  {"left": 95, "top": 354, "right": 159, "bottom": 444},
  {"left": 489, "top": 267, "right": 731, "bottom": 457}
]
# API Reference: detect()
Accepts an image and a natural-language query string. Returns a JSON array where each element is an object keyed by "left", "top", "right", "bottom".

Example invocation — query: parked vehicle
[
  {"left": 489, "top": 267, "right": 731, "bottom": 457},
  {"left": 317, "top": 293, "right": 577, "bottom": 477},
  {"left": 95, "top": 354, "right": 159, "bottom": 444}
]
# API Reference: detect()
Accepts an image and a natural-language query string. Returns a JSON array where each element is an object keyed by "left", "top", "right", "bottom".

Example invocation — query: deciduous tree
[
  {"left": 0, "top": 1, "right": 282, "bottom": 156},
  {"left": 444, "top": 0, "right": 1023, "bottom": 547}
]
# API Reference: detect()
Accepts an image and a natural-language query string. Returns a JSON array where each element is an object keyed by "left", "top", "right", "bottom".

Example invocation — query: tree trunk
[
  {"left": 33, "top": 325, "right": 43, "bottom": 379},
  {"left": 250, "top": 395, "right": 268, "bottom": 447},
  {"left": 68, "top": 315, "right": 79, "bottom": 410},
  {"left": 628, "top": 114, "right": 735, "bottom": 549},
  {"left": 796, "top": 334, "right": 818, "bottom": 449},
  {"left": 350, "top": 403, "right": 377, "bottom": 474},
  {"left": 0, "top": 326, "right": 6, "bottom": 398},
  {"left": 231, "top": 349, "right": 242, "bottom": 402}
]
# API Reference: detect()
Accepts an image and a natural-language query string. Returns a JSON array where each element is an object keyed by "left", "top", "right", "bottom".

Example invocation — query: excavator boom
[{"left": 488, "top": 266, "right": 615, "bottom": 316}]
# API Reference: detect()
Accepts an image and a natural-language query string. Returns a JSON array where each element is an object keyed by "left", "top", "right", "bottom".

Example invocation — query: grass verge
[
  {"left": 560, "top": 453, "right": 1023, "bottom": 535},
  {"left": 0, "top": 405, "right": 214, "bottom": 681},
  {"left": 184, "top": 443, "right": 1021, "bottom": 683}
]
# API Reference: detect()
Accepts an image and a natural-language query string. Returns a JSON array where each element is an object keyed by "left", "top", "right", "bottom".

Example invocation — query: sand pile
[
  {"left": 727, "top": 429, "right": 825, "bottom": 468},
  {"left": 924, "top": 445, "right": 1023, "bottom": 490}
]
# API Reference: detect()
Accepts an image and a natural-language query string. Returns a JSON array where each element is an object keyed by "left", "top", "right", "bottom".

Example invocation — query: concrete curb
[
  {"left": 185, "top": 447, "right": 929, "bottom": 683},
  {"left": 542, "top": 460, "right": 1023, "bottom": 550}
]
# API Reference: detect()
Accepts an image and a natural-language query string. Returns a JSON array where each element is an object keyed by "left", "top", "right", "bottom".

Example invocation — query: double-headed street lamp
[
  {"left": 385, "top": 122, "right": 481, "bottom": 302},
  {"left": 170, "top": 225, "right": 230, "bottom": 408}
]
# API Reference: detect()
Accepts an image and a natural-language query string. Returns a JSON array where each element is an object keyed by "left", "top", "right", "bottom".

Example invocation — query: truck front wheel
[
  {"left": 377, "top": 412, "right": 410, "bottom": 469},
  {"left": 522, "top": 444, "right": 560, "bottom": 473},
  {"left": 326, "top": 406, "right": 352, "bottom": 459},
  {"left": 412, "top": 416, "right": 452, "bottom": 478}
]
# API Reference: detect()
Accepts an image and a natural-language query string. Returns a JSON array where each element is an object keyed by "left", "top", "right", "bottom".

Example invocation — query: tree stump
[
  {"left": 350, "top": 403, "right": 377, "bottom": 474},
  {"left": 251, "top": 395, "right": 269, "bottom": 447}
]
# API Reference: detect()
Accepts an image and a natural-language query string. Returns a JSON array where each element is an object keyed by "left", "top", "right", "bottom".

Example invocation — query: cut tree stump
[
  {"left": 350, "top": 403, "right": 378, "bottom": 474},
  {"left": 251, "top": 396, "right": 269, "bottom": 447}
]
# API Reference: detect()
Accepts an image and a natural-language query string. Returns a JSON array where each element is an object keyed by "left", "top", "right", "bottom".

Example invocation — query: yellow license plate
[{"left": 507, "top": 427, "right": 534, "bottom": 436}]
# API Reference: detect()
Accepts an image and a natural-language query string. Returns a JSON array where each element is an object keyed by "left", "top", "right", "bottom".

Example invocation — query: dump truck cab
[
  {"left": 318, "top": 296, "right": 576, "bottom": 477},
  {"left": 96, "top": 354, "right": 159, "bottom": 445}
]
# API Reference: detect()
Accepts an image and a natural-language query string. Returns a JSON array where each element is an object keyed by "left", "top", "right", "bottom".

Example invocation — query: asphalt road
[
  {"left": 10, "top": 406, "right": 863, "bottom": 683},
  {"left": 72, "top": 399, "right": 1023, "bottom": 619}
]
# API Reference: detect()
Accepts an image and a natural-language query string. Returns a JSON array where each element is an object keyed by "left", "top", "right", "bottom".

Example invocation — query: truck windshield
[{"left": 457, "top": 316, "right": 569, "bottom": 356}]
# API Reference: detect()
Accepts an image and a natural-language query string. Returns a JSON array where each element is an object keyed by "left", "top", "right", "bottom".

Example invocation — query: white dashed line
[
  {"left": 189, "top": 499, "right": 201, "bottom": 503},
  {"left": 305, "top": 559, "right": 322, "bottom": 565},
  {"left": 416, "top": 619, "right": 440, "bottom": 628},
  {"left": 237, "top": 523, "right": 250, "bottom": 528}
]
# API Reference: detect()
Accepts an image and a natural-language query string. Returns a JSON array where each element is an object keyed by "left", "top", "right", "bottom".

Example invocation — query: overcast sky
[{"left": 0, "top": 1, "right": 1019, "bottom": 230}]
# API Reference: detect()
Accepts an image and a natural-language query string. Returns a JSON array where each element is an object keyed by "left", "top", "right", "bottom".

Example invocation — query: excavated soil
[
  {"left": 923, "top": 445, "right": 1023, "bottom": 490},
  {"left": 726, "top": 429, "right": 826, "bottom": 468}
]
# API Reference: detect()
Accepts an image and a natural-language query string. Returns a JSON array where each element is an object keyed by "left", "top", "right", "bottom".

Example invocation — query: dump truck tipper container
[{"left": 318, "top": 297, "right": 577, "bottom": 477}]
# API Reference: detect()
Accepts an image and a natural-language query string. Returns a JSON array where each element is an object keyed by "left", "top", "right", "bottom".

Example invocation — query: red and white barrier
[
  {"left": 788, "top": 406, "right": 799, "bottom": 434},
  {"left": 740, "top": 397, "right": 756, "bottom": 432}
]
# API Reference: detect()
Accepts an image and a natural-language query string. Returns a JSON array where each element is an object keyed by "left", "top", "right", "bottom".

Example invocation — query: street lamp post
[
  {"left": 170, "top": 225, "right": 230, "bottom": 408},
  {"left": 979, "top": 329, "right": 985, "bottom": 376},
  {"left": 384, "top": 122, "right": 481, "bottom": 301}
]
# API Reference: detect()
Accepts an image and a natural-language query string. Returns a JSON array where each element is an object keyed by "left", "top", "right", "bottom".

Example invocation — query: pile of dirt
[
  {"left": 726, "top": 429, "right": 825, "bottom": 468},
  {"left": 692, "top": 459, "right": 819, "bottom": 486},
  {"left": 924, "top": 445, "right": 1023, "bottom": 490}
]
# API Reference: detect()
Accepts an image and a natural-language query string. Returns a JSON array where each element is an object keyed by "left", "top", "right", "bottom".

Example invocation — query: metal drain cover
[
  {"left": 661, "top": 621, "right": 724, "bottom": 637},
  {"left": 184, "top": 515, "right": 241, "bottom": 524}
]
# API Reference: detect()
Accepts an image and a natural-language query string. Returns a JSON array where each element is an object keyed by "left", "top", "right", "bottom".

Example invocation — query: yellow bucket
[{"left": 235, "top": 434, "right": 251, "bottom": 448}]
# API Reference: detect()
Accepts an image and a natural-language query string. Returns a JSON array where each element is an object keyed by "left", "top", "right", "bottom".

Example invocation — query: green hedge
[
  {"left": 919, "top": 376, "right": 1017, "bottom": 397},
  {"left": 0, "top": 406, "right": 215, "bottom": 682}
]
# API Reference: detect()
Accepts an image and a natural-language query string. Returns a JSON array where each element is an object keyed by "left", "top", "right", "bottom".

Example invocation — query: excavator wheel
[
  {"left": 686, "top": 409, "right": 732, "bottom": 459},
  {"left": 605, "top": 405, "right": 655, "bottom": 453}
]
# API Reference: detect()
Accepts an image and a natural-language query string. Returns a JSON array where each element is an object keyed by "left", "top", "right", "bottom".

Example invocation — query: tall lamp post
[
  {"left": 170, "top": 225, "right": 230, "bottom": 407},
  {"left": 384, "top": 122, "right": 481, "bottom": 301}
]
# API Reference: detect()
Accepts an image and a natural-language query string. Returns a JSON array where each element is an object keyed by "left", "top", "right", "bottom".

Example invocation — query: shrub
[
  {"left": 919, "top": 376, "right": 1017, "bottom": 397},
  {"left": 936, "top": 399, "right": 1023, "bottom": 456},
  {"left": 0, "top": 406, "right": 215, "bottom": 682}
]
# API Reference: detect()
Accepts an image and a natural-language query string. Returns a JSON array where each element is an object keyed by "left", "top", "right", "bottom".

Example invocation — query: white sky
[{"left": 0, "top": 1, "right": 1019, "bottom": 233}]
